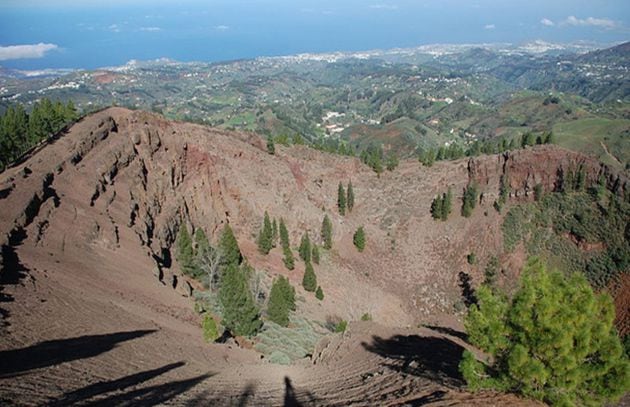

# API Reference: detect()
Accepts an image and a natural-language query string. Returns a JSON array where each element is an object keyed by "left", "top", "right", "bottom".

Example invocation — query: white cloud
[
  {"left": 139, "top": 26, "right": 161, "bottom": 32},
  {"left": 108, "top": 23, "right": 121, "bottom": 32},
  {"left": 484, "top": 24, "right": 495, "bottom": 30},
  {"left": 214, "top": 25, "right": 229, "bottom": 31},
  {"left": 563, "top": 15, "right": 616, "bottom": 29},
  {"left": 0, "top": 43, "right": 59, "bottom": 61},
  {"left": 540, "top": 18, "right": 554, "bottom": 27},
  {"left": 369, "top": 4, "right": 398, "bottom": 10}
]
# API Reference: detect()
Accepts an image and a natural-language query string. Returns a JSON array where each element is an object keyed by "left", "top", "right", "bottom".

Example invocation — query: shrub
[
  {"left": 315, "top": 286, "right": 324, "bottom": 301},
  {"left": 202, "top": 314, "right": 220, "bottom": 342},
  {"left": 467, "top": 252, "right": 477, "bottom": 265},
  {"left": 360, "top": 313, "right": 372, "bottom": 321},
  {"left": 335, "top": 320, "right": 348, "bottom": 333}
]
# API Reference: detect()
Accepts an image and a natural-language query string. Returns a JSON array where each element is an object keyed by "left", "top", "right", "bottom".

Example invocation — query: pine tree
[
  {"left": 298, "top": 232, "right": 311, "bottom": 263},
  {"left": 302, "top": 261, "right": 317, "bottom": 292},
  {"left": 219, "top": 223, "right": 242, "bottom": 267},
  {"left": 347, "top": 181, "right": 355, "bottom": 212},
  {"left": 267, "top": 276, "right": 295, "bottom": 327},
  {"left": 176, "top": 226, "right": 195, "bottom": 276},
  {"left": 193, "top": 228, "right": 211, "bottom": 278},
  {"left": 219, "top": 263, "right": 262, "bottom": 337},
  {"left": 271, "top": 218, "right": 278, "bottom": 247},
  {"left": 337, "top": 182, "right": 346, "bottom": 215},
  {"left": 441, "top": 187, "right": 452, "bottom": 221},
  {"left": 257, "top": 211, "right": 273, "bottom": 254},
  {"left": 321, "top": 215, "right": 333, "bottom": 249},
  {"left": 283, "top": 247, "right": 295, "bottom": 270},
  {"left": 460, "top": 258, "right": 630, "bottom": 405},
  {"left": 431, "top": 195, "right": 444, "bottom": 220},
  {"left": 267, "top": 135, "right": 275, "bottom": 155},
  {"left": 353, "top": 226, "right": 366, "bottom": 252},
  {"left": 461, "top": 183, "right": 479, "bottom": 218},
  {"left": 315, "top": 286, "right": 324, "bottom": 301},
  {"left": 279, "top": 218, "right": 290, "bottom": 249},
  {"left": 311, "top": 245, "right": 320, "bottom": 265},
  {"left": 279, "top": 218, "right": 294, "bottom": 270}
]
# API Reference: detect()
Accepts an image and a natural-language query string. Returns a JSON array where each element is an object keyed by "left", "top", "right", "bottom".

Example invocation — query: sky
[{"left": 0, "top": 0, "right": 628, "bottom": 70}]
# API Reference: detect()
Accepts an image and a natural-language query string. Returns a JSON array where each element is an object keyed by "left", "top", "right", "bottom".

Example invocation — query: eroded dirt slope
[{"left": 0, "top": 108, "right": 620, "bottom": 405}]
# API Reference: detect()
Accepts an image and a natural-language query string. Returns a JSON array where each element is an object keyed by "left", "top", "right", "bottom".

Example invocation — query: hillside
[{"left": 0, "top": 109, "right": 626, "bottom": 405}]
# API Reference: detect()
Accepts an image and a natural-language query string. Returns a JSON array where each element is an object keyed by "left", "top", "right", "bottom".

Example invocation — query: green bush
[
  {"left": 335, "top": 320, "right": 348, "bottom": 333},
  {"left": 467, "top": 252, "right": 477, "bottom": 265},
  {"left": 315, "top": 286, "right": 324, "bottom": 301},
  {"left": 202, "top": 313, "right": 220, "bottom": 342},
  {"left": 360, "top": 313, "right": 372, "bottom": 321}
]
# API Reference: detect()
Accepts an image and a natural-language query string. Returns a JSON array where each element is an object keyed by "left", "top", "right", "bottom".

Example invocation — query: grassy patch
[{"left": 553, "top": 118, "right": 630, "bottom": 169}]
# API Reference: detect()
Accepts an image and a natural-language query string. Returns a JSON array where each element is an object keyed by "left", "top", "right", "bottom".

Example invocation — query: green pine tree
[
  {"left": 460, "top": 258, "right": 630, "bottom": 405},
  {"left": 299, "top": 232, "right": 311, "bottom": 263},
  {"left": 219, "top": 223, "right": 242, "bottom": 267},
  {"left": 271, "top": 218, "right": 278, "bottom": 247},
  {"left": 279, "top": 218, "right": 290, "bottom": 249},
  {"left": 347, "top": 181, "right": 355, "bottom": 212},
  {"left": 279, "top": 218, "right": 294, "bottom": 270},
  {"left": 302, "top": 261, "right": 317, "bottom": 292},
  {"left": 311, "top": 244, "right": 320, "bottom": 265},
  {"left": 176, "top": 226, "right": 195, "bottom": 276},
  {"left": 219, "top": 263, "right": 262, "bottom": 337},
  {"left": 267, "top": 276, "right": 295, "bottom": 327},
  {"left": 257, "top": 211, "right": 273, "bottom": 254},
  {"left": 440, "top": 187, "right": 452, "bottom": 221},
  {"left": 338, "top": 182, "right": 346, "bottom": 215},
  {"left": 431, "top": 195, "right": 444, "bottom": 220},
  {"left": 193, "top": 228, "right": 212, "bottom": 278},
  {"left": 353, "top": 226, "right": 366, "bottom": 252},
  {"left": 315, "top": 286, "right": 324, "bottom": 301},
  {"left": 461, "top": 183, "right": 479, "bottom": 218},
  {"left": 321, "top": 215, "right": 333, "bottom": 250}
]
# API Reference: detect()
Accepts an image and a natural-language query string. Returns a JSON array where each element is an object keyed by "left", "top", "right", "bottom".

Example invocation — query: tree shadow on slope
[
  {"left": 49, "top": 362, "right": 214, "bottom": 406},
  {"left": 0, "top": 227, "right": 29, "bottom": 328},
  {"left": 421, "top": 325, "right": 468, "bottom": 341},
  {"left": 0, "top": 329, "right": 156, "bottom": 378},
  {"left": 184, "top": 376, "right": 321, "bottom": 406},
  {"left": 361, "top": 334, "right": 465, "bottom": 387}
]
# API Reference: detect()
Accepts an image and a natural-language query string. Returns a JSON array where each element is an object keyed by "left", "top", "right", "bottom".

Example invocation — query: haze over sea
[{"left": 0, "top": 0, "right": 629, "bottom": 70}]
